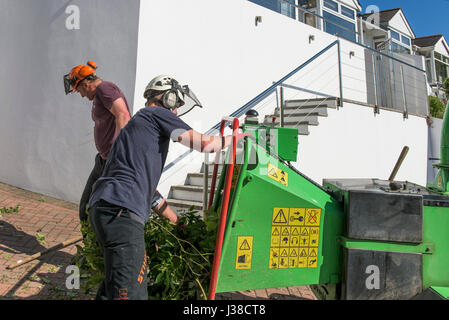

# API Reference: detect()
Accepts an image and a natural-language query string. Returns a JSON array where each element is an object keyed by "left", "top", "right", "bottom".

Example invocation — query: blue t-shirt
[{"left": 89, "top": 106, "right": 192, "bottom": 222}]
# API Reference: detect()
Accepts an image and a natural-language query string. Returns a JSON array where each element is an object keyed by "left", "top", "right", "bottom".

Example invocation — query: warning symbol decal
[
  {"left": 268, "top": 163, "right": 289, "bottom": 187},
  {"left": 269, "top": 207, "right": 322, "bottom": 270},
  {"left": 240, "top": 240, "right": 251, "bottom": 250},
  {"left": 235, "top": 236, "right": 253, "bottom": 270},
  {"left": 272, "top": 208, "right": 289, "bottom": 225}
]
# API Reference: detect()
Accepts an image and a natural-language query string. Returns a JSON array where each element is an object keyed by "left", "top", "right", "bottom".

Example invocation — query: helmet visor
[
  {"left": 177, "top": 85, "right": 203, "bottom": 117},
  {"left": 63, "top": 74, "right": 75, "bottom": 95}
]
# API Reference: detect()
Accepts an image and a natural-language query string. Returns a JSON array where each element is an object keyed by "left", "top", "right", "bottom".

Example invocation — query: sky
[{"left": 358, "top": 0, "right": 449, "bottom": 41}]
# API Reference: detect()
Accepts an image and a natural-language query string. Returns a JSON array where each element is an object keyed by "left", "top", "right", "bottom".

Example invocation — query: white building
[{"left": 413, "top": 34, "right": 449, "bottom": 95}]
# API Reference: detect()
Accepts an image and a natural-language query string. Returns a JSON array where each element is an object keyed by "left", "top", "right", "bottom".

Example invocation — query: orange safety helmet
[{"left": 64, "top": 61, "right": 98, "bottom": 94}]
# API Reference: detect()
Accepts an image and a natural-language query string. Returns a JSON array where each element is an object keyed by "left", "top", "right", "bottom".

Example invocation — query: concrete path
[{"left": 0, "top": 182, "right": 316, "bottom": 300}]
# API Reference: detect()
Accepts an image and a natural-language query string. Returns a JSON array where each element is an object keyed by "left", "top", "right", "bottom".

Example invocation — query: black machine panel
[
  {"left": 343, "top": 249, "right": 422, "bottom": 300},
  {"left": 347, "top": 190, "right": 423, "bottom": 243}
]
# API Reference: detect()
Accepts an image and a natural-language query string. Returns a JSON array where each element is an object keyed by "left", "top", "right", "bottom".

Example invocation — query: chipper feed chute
[{"left": 207, "top": 117, "right": 449, "bottom": 300}]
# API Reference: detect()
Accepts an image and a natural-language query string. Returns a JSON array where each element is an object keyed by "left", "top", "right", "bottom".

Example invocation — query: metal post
[
  {"left": 337, "top": 40, "right": 344, "bottom": 109},
  {"left": 280, "top": 86, "right": 285, "bottom": 127},
  {"left": 202, "top": 153, "right": 209, "bottom": 219},
  {"left": 424, "top": 73, "right": 430, "bottom": 116},
  {"left": 372, "top": 54, "right": 379, "bottom": 109},
  {"left": 400, "top": 65, "right": 408, "bottom": 119}
]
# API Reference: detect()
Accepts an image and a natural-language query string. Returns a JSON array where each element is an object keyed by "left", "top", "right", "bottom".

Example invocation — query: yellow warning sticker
[
  {"left": 268, "top": 163, "right": 289, "bottom": 187},
  {"left": 235, "top": 236, "right": 253, "bottom": 270},
  {"left": 288, "top": 208, "right": 305, "bottom": 226},
  {"left": 305, "top": 208, "right": 321, "bottom": 226},
  {"left": 272, "top": 208, "right": 289, "bottom": 225},
  {"left": 268, "top": 207, "right": 322, "bottom": 269}
]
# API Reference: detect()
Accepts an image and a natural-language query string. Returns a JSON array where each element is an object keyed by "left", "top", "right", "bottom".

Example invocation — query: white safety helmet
[{"left": 143, "top": 75, "right": 185, "bottom": 110}]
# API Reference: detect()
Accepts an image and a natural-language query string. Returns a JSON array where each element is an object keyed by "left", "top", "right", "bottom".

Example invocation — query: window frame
[
  {"left": 340, "top": 4, "right": 355, "bottom": 19},
  {"left": 322, "top": 9, "right": 357, "bottom": 42},
  {"left": 323, "top": 0, "right": 338, "bottom": 12}
]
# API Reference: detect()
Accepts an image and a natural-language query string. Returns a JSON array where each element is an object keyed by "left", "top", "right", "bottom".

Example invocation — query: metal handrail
[{"left": 162, "top": 40, "right": 341, "bottom": 174}]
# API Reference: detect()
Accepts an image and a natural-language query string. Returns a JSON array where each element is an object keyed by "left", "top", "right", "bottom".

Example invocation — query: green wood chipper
[{"left": 206, "top": 109, "right": 449, "bottom": 300}]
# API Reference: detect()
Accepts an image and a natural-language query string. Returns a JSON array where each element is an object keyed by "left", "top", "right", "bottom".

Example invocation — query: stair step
[
  {"left": 166, "top": 198, "right": 203, "bottom": 213},
  {"left": 186, "top": 172, "right": 215, "bottom": 187},
  {"left": 284, "top": 98, "right": 338, "bottom": 109},
  {"left": 275, "top": 106, "right": 328, "bottom": 117},
  {"left": 265, "top": 114, "right": 319, "bottom": 126},
  {"left": 171, "top": 185, "right": 210, "bottom": 202}
]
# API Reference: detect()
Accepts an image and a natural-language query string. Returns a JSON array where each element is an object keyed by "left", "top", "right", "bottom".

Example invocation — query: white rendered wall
[
  {"left": 296, "top": 103, "right": 428, "bottom": 187},
  {"left": 0, "top": 0, "right": 140, "bottom": 203}
]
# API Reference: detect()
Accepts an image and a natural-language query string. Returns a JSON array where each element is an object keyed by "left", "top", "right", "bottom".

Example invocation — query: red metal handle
[{"left": 208, "top": 117, "right": 239, "bottom": 300}]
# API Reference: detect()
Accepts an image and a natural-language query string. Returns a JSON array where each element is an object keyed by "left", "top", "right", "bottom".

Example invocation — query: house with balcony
[
  {"left": 359, "top": 8, "right": 415, "bottom": 55},
  {"left": 413, "top": 34, "right": 449, "bottom": 95}
]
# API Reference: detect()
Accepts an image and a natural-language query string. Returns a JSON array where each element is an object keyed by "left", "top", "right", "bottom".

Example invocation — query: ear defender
[
  {"left": 162, "top": 79, "right": 182, "bottom": 109},
  {"left": 162, "top": 90, "right": 180, "bottom": 109}
]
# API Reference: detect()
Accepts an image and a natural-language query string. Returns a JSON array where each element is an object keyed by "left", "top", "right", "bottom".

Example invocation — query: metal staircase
[{"left": 165, "top": 97, "right": 339, "bottom": 214}]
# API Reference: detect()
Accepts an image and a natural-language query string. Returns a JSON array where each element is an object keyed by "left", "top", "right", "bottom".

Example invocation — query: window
[
  {"left": 340, "top": 5, "right": 355, "bottom": 19},
  {"left": 248, "top": 0, "right": 296, "bottom": 19},
  {"left": 280, "top": 0, "right": 296, "bottom": 19},
  {"left": 298, "top": 0, "right": 316, "bottom": 9},
  {"left": 391, "top": 42, "right": 410, "bottom": 54},
  {"left": 436, "top": 60, "right": 448, "bottom": 83},
  {"left": 323, "top": 10, "right": 356, "bottom": 42},
  {"left": 426, "top": 59, "right": 433, "bottom": 82},
  {"left": 323, "top": 0, "right": 338, "bottom": 12},
  {"left": 434, "top": 52, "right": 449, "bottom": 84},
  {"left": 401, "top": 35, "right": 410, "bottom": 46},
  {"left": 390, "top": 30, "right": 400, "bottom": 41},
  {"left": 248, "top": 0, "right": 279, "bottom": 13}
]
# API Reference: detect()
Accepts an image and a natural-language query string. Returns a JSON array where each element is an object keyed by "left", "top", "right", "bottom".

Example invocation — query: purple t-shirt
[{"left": 92, "top": 81, "right": 130, "bottom": 160}]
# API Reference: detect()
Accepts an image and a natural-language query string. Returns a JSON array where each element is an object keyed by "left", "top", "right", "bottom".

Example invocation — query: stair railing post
[
  {"left": 337, "top": 40, "right": 344, "bottom": 109},
  {"left": 280, "top": 85, "right": 285, "bottom": 127},
  {"left": 202, "top": 152, "right": 209, "bottom": 219},
  {"left": 400, "top": 65, "right": 408, "bottom": 119}
]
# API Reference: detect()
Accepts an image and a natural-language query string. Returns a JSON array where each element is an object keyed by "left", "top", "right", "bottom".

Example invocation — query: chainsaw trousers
[{"left": 88, "top": 199, "right": 148, "bottom": 300}]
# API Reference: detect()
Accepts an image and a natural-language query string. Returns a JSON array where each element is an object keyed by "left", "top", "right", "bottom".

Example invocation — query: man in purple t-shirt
[{"left": 64, "top": 62, "right": 176, "bottom": 224}]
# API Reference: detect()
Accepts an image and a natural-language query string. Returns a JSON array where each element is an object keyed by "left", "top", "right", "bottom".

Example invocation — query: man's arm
[
  {"left": 109, "top": 97, "right": 131, "bottom": 139},
  {"left": 177, "top": 129, "right": 234, "bottom": 153},
  {"left": 152, "top": 198, "right": 179, "bottom": 224}
]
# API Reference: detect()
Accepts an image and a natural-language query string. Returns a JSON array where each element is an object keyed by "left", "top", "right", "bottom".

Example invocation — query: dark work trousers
[
  {"left": 79, "top": 153, "right": 106, "bottom": 222},
  {"left": 88, "top": 199, "right": 148, "bottom": 300}
]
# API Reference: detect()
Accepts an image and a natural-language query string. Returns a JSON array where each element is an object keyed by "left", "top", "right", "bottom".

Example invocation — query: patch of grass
[
  {"left": 36, "top": 232, "right": 47, "bottom": 245},
  {"left": 0, "top": 205, "right": 20, "bottom": 214}
]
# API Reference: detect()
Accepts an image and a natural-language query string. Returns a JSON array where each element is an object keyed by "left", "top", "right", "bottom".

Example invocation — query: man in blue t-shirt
[{"left": 87, "top": 75, "right": 250, "bottom": 300}]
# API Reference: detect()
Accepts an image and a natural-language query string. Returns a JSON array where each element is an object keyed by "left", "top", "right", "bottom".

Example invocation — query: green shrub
[
  {"left": 429, "top": 96, "right": 446, "bottom": 119},
  {"left": 76, "top": 207, "right": 219, "bottom": 300}
]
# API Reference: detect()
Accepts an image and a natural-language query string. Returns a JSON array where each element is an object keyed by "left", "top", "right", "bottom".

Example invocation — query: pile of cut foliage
[{"left": 75, "top": 207, "right": 219, "bottom": 300}]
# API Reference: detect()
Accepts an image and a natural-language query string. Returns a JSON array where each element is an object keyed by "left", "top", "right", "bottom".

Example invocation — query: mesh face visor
[
  {"left": 176, "top": 85, "right": 203, "bottom": 117},
  {"left": 64, "top": 74, "right": 75, "bottom": 95}
]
